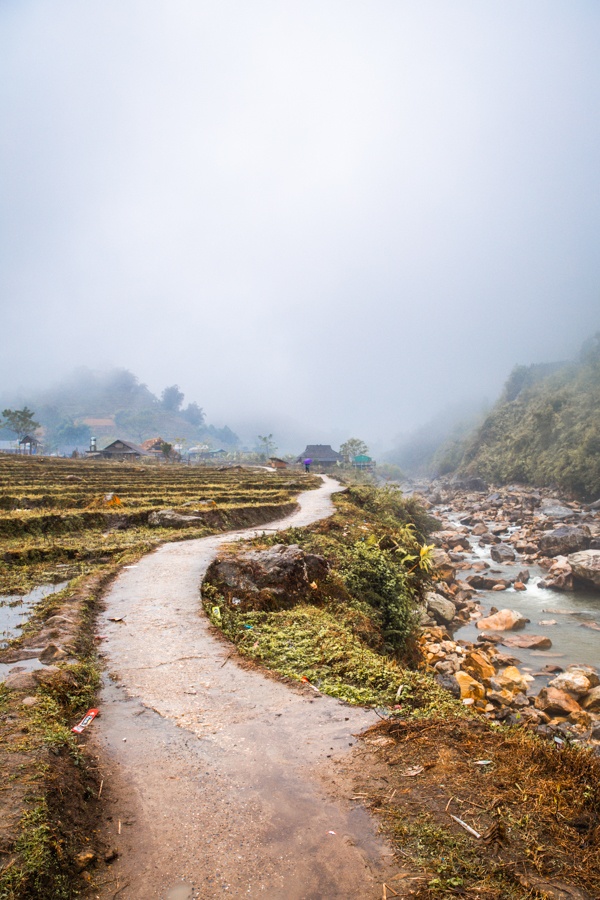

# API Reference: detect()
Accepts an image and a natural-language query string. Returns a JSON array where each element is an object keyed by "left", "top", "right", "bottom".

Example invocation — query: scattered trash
[
  {"left": 108, "top": 616, "right": 126, "bottom": 623},
  {"left": 395, "top": 685, "right": 405, "bottom": 702},
  {"left": 123, "top": 565, "right": 138, "bottom": 569},
  {"left": 86, "top": 492, "right": 122, "bottom": 509},
  {"left": 327, "top": 830, "right": 336, "bottom": 835},
  {"left": 72, "top": 708, "right": 99, "bottom": 734},
  {"left": 301, "top": 676, "right": 320, "bottom": 693},
  {"left": 231, "top": 597, "right": 242, "bottom": 606},
  {"left": 211, "top": 606, "right": 222, "bottom": 621},
  {"left": 449, "top": 814, "right": 481, "bottom": 839},
  {"left": 474, "top": 760, "right": 493, "bottom": 766},
  {"left": 242, "top": 624, "right": 253, "bottom": 630},
  {"left": 310, "top": 581, "right": 318, "bottom": 590}
]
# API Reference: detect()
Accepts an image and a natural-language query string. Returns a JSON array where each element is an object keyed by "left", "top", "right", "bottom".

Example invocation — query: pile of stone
[{"left": 411, "top": 479, "right": 600, "bottom": 746}]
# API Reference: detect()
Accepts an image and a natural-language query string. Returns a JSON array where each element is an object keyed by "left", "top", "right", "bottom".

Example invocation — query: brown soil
[{"left": 350, "top": 716, "right": 600, "bottom": 899}]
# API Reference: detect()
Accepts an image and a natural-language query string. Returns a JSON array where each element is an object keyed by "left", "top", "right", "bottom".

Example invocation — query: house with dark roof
[
  {"left": 94, "top": 439, "right": 150, "bottom": 461},
  {"left": 296, "top": 444, "right": 342, "bottom": 468}
]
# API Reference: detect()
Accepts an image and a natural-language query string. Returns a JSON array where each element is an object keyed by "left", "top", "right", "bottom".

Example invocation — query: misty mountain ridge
[
  {"left": 0, "top": 367, "right": 239, "bottom": 453},
  {"left": 392, "top": 335, "right": 600, "bottom": 499}
]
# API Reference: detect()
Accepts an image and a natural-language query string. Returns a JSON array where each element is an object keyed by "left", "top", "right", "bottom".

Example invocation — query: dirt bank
[{"left": 87, "top": 477, "right": 398, "bottom": 899}]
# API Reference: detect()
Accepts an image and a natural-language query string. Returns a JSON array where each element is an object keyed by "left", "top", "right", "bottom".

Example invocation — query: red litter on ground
[
  {"left": 72, "top": 709, "right": 99, "bottom": 734},
  {"left": 301, "top": 677, "right": 320, "bottom": 693}
]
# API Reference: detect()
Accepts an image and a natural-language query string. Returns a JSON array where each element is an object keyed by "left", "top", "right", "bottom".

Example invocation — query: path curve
[{"left": 92, "top": 476, "right": 395, "bottom": 899}]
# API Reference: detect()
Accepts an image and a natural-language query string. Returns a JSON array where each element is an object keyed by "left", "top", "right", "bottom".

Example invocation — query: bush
[{"left": 341, "top": 542, "right": 416, "bottom": 650}]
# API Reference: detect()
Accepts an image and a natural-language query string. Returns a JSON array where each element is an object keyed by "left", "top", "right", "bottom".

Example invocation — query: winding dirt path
[{"left": 90, "top": 477, "right": 396, "bottom": 899}]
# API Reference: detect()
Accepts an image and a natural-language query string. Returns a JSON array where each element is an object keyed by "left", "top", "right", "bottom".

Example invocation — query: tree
[
  {"left": 257, "top": 434, "right": 277, "bottom": 459},
  {"left": 1, "top": 407, "right": 40, "bottom": 440},
  {"left": 161, "top": 385, "right": 184, "bottom": 412},
  {"left": 340, "top": 438, "right": 369, "bottom": 465},
  {"left": 182, "top": 402, "right": 205, "bottom": 427}
]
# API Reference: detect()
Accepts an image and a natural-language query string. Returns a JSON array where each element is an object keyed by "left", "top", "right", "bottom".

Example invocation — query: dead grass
[{"left": 354, "top": 715, "right": 600, "bottom": 898}]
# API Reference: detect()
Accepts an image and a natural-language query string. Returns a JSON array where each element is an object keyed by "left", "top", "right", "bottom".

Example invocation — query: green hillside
[
  {"left": 0, "top": 368, "right": 239, "bottom": 454},
  {"left": 457, "top": 335, "right": 600, "bottom": 499}
]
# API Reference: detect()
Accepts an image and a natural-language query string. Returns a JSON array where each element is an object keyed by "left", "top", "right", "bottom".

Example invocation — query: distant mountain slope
[{"left": 457, "top": 335, "right": 600, "bottom": 499}]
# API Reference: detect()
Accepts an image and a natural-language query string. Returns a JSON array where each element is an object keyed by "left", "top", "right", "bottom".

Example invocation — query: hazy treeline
[{"left": 0, "top": 367, "right": 240, "bottom": 453}]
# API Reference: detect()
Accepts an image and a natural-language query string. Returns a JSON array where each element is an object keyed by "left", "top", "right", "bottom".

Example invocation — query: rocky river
[{"left": 410, "top": 479, "right": 600, "bottom": 747}]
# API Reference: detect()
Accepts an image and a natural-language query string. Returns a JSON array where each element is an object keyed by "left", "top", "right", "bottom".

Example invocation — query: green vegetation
[
  {"left": 0, "top": 408, "right": 39, "bottom": 441},
  {"left": 458, "top": 335, "right": 600, "bottom": 497},
  {"left": 203, "top": 484, "right": 452, "bottom": 711}
]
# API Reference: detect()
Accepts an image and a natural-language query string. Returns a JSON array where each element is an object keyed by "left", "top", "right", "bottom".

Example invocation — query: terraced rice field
[{"left": 0, "top": 455, "right": 317, "bottom": 596}]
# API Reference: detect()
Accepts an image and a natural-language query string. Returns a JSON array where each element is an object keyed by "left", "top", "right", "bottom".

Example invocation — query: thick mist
[{"left": 1, "top": 2, "right": 599, "bottom": 454}]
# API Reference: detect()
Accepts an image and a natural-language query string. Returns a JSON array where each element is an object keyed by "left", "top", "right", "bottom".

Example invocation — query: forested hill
[
  {"left": 455, "top": 335, "right": 600, "bottom": 499},
  {"left": 0, "top": 367, "right": 239, "bottom": 453}
]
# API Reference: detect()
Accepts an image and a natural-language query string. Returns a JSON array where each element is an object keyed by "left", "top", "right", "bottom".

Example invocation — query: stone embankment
[{"left": 411, "top": 480, "right": 600, "bottom": 747}]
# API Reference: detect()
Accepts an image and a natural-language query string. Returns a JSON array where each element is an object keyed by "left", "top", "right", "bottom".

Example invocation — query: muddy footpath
[{"left": 86, "top": 476, "right": 399, "bottom": 899}]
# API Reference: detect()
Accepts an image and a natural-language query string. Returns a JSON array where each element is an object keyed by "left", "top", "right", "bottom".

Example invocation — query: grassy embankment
[
  {"left": 0, "top": 455, "right": 318, "bottom": 899},
  {"left": 203, "top": 482, "right": 600, "bottom": 899}
]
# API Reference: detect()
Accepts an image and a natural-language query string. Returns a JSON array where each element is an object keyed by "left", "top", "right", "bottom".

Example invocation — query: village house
[
  {"left": 90, "top": 439, "right": 150, "bottom": 461},
  {"left": 296, "top": 444, "right": 343, "bottom": 468}
]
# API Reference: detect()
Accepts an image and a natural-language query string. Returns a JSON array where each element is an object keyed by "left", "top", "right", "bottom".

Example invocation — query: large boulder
[
  {"left": 205, "top": 544, "right": 329, "bottom": 612},
  {"left": 535, "top": 687, "right": 581, "bottom": 717},
  {"left": 548, "top": 671, "right": 593, "bottom": 697},
  {"left": 148, "top": 509, "right": 204, "bottom": 528},
  {"left": 501, "top": 634, "right": 553, "bottom": 650},
  {"left": 567, "top": 549, "right": 600, "bottom": 589},
  {"left": 539, "top": 526, "right": 590, "bottom": 557},
  {"left": 490, "top": 543, "right": 516, "bottom": 563},
  {"left": 462, "top": 650, "right": 496, "bottom": 682},
  {"left": 454, "top": 671, "right": 485, "bottom": 702},
  {"left": 426, "top": 592, "right": 457, "bottom": 626},
  {"left": 582, "top": 686, "right": 600, "bottom": 712},
  {"left": 476, "top": 609, "right": 529, "bottom": 631},
  {"left": 538, "top": 499, "right": 576, "bottom": 519}
]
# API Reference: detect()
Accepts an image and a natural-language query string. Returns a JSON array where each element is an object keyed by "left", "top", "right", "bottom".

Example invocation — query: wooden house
[
  {"left": 96, "top": 439, "right": 150, "bottom": 461},
  {"left": 296, "top": 444, "right": 342, "bottom": 468}
]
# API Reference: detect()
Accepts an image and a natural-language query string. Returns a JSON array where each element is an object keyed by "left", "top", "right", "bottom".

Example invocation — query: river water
[{"left": 451, "top": 528, "right": 600, "bottom": 681}]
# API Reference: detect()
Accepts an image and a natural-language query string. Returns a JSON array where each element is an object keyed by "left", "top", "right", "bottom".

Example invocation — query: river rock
[
  {"left": 425, "top": 592, "right": 457, "bottom": 626},
  {"left": 490, "top": 543, "right": 516, "bottom": 563},
  {"left": 462, "top": 650, "right": 496, "bottom": 682},
  {"left": 567, "top": 549, "right": 600, "bottom": 589},
  {"left": 501, "top": 634, "right": 553, "bottom": 650},
  {"left": 476, "top": 609, "right": 529, "bottom": 631},
  {"left": 493, "top": 665, "right": 532, "bottom": 694},
  {"left": 538, "top": 499, "right": 576, "bottom": 519},
  {"left": 454, "top": 671, "right": 485, "bottom": 702},
  {"left": 582, "top": 686, "right": 600, "bottom": 712},
  {"left": 548, "top": 671, "right": 592, "bottom": 697},
  {"left": 535, "top": 687, "right": 581, "bottom": 717},
  {"left": 466, "top": 575, "right": 511, "bottom": 591},
  {"left": 539, "top": 526, "right": 590, "bottom": 557},
  {"left": 565, "top": 665, "right": 600, "bottom": 688}
]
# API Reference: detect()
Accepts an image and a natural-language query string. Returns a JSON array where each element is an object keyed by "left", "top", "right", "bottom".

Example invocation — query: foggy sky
[{"left": 1, "top": 1, "right": 599, "bottom": 453}]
